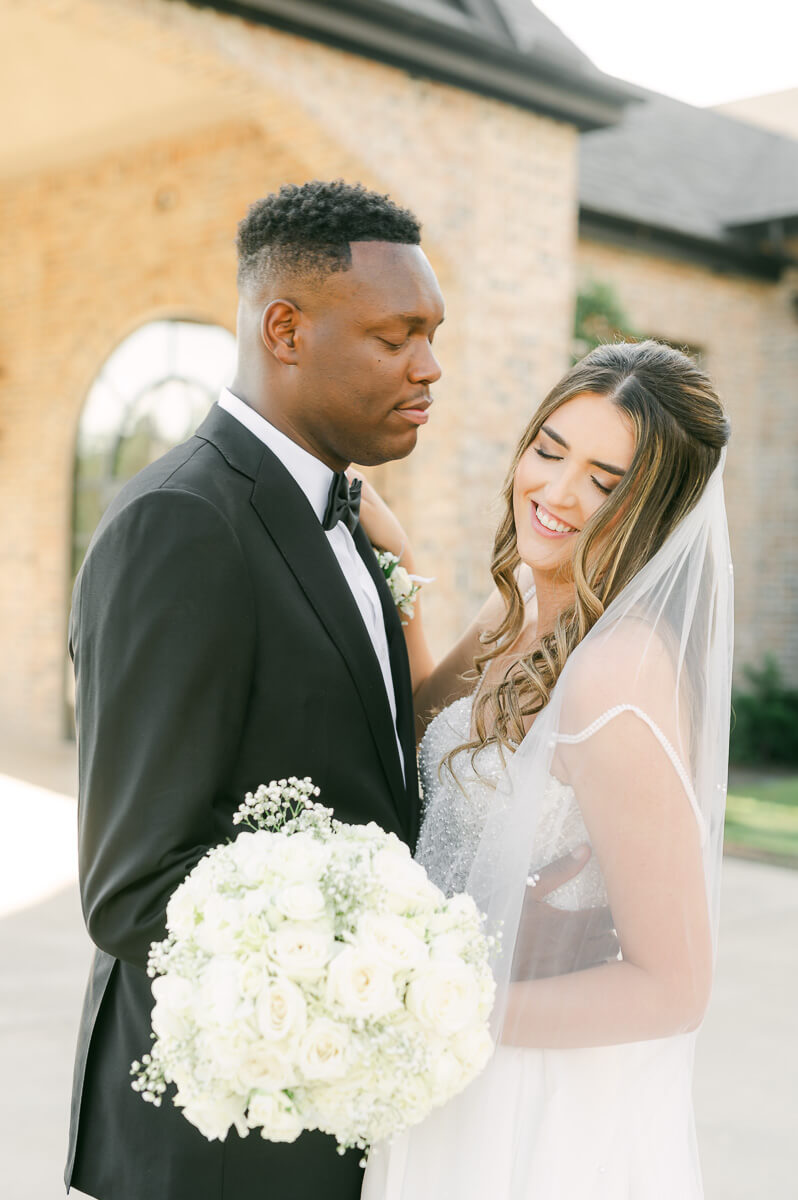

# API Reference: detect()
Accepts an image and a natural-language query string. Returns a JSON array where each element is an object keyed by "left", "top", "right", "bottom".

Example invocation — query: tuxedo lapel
[
  {"left": 250, "top": 462, "right": 409, "bottom": 821},
  {"left": 353, "top": 525, "right": 421, "bottom": 848},
  {"left": 195, "top": 405, "right": 414, "bottom": 836},
  {"left": 195, "top": 404, "right": 264, "bottom": 479}
]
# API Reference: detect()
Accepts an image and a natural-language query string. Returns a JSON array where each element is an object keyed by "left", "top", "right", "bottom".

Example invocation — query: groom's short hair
[{"left": 236, "top": 180, "right": 422, "bottom": 293}]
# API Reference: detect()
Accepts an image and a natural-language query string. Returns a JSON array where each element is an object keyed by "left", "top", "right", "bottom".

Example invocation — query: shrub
[
  {"left": 572, "top": 279, "right": 642, "bottom": 362},
  {"left": 730, "top": 657, "right": 798, "bottom": 766}
]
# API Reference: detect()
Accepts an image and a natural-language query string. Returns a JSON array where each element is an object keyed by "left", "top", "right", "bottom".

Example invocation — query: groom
[
  {"left": 66, "top": 180, "right": 443, "bottom": 1200},
  {"left": 66, "top": 180, "right": 607, "bottom": 1200}
]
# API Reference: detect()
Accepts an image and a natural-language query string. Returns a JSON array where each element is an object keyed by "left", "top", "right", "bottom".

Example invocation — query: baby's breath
[{"left": 233, "top": 776, "right": 323, "bottom": 833}]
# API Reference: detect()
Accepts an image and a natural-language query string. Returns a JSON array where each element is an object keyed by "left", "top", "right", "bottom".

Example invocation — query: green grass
[{"left": 725, "top": 776, "right": 798, "bottom": 862}]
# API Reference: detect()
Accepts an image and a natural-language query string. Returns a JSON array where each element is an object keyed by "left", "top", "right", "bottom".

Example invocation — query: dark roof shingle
[{"left": 579, "top": 89, "right": 798, "bottom": 248}]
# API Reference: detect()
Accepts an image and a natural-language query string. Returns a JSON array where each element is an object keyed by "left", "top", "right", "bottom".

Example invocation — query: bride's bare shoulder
[{"left": 562, "top": 617, "right": 677, "bottom": 720}]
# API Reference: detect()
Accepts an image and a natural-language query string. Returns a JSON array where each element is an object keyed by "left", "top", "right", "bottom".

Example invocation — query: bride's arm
[
  {"left": 409, "top": 586, "right": 507, "bottom": 739},
  {"left": 501, "top": 703, "right": 713, "bottom": 1049}
]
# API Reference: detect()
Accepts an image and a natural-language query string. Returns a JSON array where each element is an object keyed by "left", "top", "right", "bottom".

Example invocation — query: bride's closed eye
[{"left": 534, "top": 445, "right": 614, "bottom": 496}]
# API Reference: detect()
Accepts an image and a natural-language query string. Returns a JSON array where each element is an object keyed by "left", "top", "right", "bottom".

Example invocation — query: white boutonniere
[{"left": 374, "top": 550, "right": 433, "bottom": 624}]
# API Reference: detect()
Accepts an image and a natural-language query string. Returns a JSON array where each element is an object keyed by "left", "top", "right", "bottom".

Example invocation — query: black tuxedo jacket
[{"left": 66, "top": 405, "right": 420, "bottom": 1200}]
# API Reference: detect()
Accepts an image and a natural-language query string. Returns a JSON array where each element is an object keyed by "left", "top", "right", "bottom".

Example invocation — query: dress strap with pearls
[{"left": 554, "top": 704, "right": 706, "bottom": 843}]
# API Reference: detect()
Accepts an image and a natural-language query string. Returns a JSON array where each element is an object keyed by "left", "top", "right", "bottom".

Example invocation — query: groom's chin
[{"left": 356, "top": 430, "right": 420, "bottom": 467}]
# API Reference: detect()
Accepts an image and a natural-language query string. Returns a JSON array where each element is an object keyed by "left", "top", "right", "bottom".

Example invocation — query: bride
[{"left": 357, "top": 340, "right": 732, "bottom": 1199}]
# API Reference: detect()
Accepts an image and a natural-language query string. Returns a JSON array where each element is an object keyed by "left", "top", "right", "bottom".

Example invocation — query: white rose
[
  {"left": 394, "top": 1073, "right": 433, "bottom": 1123},
  {"left": 198, "top": 955, "right": 244, "bottom": 1026},
  {"left": 195, "top": 1030, "right": 248, "bottom": 1080},
  {"left": 230, "top": 831, "right": 278, "bottom": 887},
  {"left": 372, "top": 850, "right": 445, "bottom": 914},
  {"left": 165, "top": 885, "right": 199, "bottom": 939},
  {"left": 267, "top": 922, "right": 334, "bottom": 980},
  {"left": 273, "top": 832, "right": 329, "bottom": 882},
  {"left": 348, "top": 822, "right": 398, "bottom": 847},
  {"left": 151, "top": 972, "right": 194, "bottom": 1012},
  {"left": 151, "top": 1000, "right": 190, "bottom": 1042},
  {"left": 427, "top": 1045, "right": 465, "bottom": 1103},
  {"left": 239, "top": 888, "right": 273, "bottom": 920},
  {"left": 176, "top": 1090, "right": 247, "bottom": 1142},
  {"left": 424, "top": 894, "right": 480, "bottom": 936},
  {"left": 236, "top": 1043, "right": 295, "bottom": 1093},
  {"left": 247, "top": 1090, "right": 304, "bottom": 1143},
  {"left": 326, "top": 946, "right": 400, "bottom": 1020},
  {"left": 429, "top": 929, "right": 471, "bottom": 962},
  {"left": 445, "top": 893, "right": 480, "bottom": 923},
  {"left": 403, "top": 912, "right": 432, "bottom": 941},
  {"left": 256, "top": 978, "right": 307, "bottom": 1041},
  {"left": 297, "top": 1018, "right": 352, "bottom": 1081},
  {"left": 356, "top": 912, "right": 429, "bottom": 972},
  {"left": 150, "top": 974, "right": 195, "bottom": 1041},
  {"left": 405, "top": 963, "right": 481, "bottom": 1036},
  {"left": 274, "top": 883, "right": 327, "bottom": 923},
  {"left": 193, "top": 894, "right": 244, "bottom": 955},
  {"left": 310, "top": 1080, "right": 359, "bottom": 1127},
  {"left": 451, "top": 1026, "right": 494, "bottom": 1081},
  {"left": 424, "top": 909, "right": 458, "bottom": 936},
  {"left": 182, "top": 856, "right": 217, "bottom": 905},
  {"left": 391, "top": 565, "right": 416, "bottom": 600},
  {"left": 380, "top": 831, "right": 412, "bottom": 856},
  {"left": 238, "top": 954, "right": 271, "bottom": 1000}
]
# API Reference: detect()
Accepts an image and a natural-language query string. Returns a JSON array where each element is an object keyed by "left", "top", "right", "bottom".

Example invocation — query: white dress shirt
[{"left": 217, "top": 389, "right": 405, "bottom": 780}]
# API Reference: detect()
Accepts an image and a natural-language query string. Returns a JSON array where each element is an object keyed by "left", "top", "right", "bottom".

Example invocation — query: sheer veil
[{"left": 369, "top": 450, "right": 733, "bottom": 1198}]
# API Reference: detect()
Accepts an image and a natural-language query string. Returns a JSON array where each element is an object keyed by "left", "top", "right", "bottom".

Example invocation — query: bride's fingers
[
  {"left": 347, "top": 469, "right": 379, "bottom": 504},
  {"left": 529, "top": 844, "right": 591, "bottom": 898}
]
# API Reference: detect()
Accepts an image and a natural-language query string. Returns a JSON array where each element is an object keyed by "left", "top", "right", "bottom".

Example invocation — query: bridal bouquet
[{"left": 131, "top": 778, "right": 495, "bottom": 1156}]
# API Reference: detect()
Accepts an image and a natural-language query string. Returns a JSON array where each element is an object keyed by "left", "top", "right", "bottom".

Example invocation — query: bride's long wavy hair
[{"left": 450, "top": 340, "right": 730, "bottom": 768}]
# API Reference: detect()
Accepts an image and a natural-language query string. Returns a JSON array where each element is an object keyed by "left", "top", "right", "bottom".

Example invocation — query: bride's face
[{"left": 512, "top": 391, "right": 636, "bottom": 573}]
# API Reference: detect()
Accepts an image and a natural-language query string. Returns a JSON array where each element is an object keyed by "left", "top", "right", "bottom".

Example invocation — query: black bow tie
[{"left": 322, "top": 472, "right": 362, "bottom": 534}]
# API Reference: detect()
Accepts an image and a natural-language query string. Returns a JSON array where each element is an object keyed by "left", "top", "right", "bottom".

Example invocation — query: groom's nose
[{"left": 408, "top": 339, "right": 442, "bottom": 387}]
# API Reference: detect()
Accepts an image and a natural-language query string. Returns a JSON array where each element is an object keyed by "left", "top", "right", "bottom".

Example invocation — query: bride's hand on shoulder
[{"left": 347, "top": 469, "right": 415, "bottom": 568}]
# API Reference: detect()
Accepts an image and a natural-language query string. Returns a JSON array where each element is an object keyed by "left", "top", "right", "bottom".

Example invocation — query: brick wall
[
  {"left": 577, "top": 240, "right": 798, "bottom": 684},
  {"left": 0, "top": 0, "right": 578, "bottom": 741}
]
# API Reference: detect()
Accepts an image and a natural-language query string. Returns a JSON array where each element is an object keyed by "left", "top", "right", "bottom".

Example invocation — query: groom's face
[{"left": 295, "top": 242, "right": 445, "bottom": 468}]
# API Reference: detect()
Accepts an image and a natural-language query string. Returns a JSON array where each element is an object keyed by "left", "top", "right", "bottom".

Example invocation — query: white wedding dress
[{"left": 361, "top": 690, "right": 703, "bottom": 1200}]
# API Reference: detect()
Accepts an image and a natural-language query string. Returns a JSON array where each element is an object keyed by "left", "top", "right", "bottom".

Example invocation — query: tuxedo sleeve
[{"left": 71, "top": 487, "right": 256, "bottom": 971}]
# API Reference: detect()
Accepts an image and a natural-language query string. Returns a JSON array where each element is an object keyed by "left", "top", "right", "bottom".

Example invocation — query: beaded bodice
[{"left": 415, "top": 693, "right": 608, "bottom": 910}]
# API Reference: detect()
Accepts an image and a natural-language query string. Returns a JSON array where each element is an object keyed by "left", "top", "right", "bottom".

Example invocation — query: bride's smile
[{"left": 512, "top": 390, "right": 635, "bottom": 573}]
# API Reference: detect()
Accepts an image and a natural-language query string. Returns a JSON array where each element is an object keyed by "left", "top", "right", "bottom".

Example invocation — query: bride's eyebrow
[{"left": 540, "top": 424, "right": 627, "bottom": 477}]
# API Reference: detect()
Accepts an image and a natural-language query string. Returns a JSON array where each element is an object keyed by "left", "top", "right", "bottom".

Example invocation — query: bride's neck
[{"left": 529, "top": 566, "right": 575, "bottom": 638}]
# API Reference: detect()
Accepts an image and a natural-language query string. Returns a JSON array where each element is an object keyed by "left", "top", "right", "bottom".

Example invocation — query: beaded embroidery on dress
[{"left": 415, "top": 693, "right": 607, "bottom": 910}]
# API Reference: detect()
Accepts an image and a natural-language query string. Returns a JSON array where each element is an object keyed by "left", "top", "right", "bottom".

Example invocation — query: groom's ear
[{"left": 261, "top": 299, "right": 301, "bottom": 365}]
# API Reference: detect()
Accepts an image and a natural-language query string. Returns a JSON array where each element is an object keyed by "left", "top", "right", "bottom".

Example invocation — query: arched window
[
  {"left": 67, "top": 319, "right": 236, "bottom": 730},
  {"left": 71, "top": 319, "right": 236, "bottom": 582}
]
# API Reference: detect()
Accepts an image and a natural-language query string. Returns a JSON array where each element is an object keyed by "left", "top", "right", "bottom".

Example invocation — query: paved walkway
[{"left": 1, "top": 739, "right": 796, "bottom": 1198}]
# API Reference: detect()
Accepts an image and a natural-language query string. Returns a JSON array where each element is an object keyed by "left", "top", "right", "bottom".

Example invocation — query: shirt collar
[{"left": 217, "top": 388, "right": 333, "bottom": 523}]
